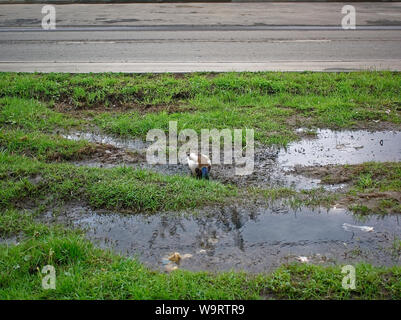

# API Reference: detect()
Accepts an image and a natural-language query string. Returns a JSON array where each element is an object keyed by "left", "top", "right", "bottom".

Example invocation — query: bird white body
[{"left": 187, "top": 153, "right": 211, "bottom": 175}]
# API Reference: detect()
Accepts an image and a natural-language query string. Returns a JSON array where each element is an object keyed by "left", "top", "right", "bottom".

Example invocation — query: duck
[{"left": 186, "top": 152, "right": 211, "bottom": 180}]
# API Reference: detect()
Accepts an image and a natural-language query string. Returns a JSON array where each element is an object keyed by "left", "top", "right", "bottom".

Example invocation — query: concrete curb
[
  {"left": 1, "top": 60, "right": 401, "bottom": 73},
  {"left": 1, "top": 0, "right": 399, "bottom": 4}
]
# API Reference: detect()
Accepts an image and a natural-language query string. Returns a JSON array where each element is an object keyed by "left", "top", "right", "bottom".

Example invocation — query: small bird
[{"left": 186, "top": 152, "right": 211, "bottom": 180}]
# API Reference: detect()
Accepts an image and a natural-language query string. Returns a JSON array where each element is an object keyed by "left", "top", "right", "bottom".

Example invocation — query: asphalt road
[{"left": 1, "top": 3, "right": 401, "bottom": 72}]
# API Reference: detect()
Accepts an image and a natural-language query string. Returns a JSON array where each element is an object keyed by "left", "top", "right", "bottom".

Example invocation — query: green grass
[
  {"left": 317, "top": 162, "right": 401, "bottom": 193},
  {"left": 1, "top": 72, "right": 401, "bottom": 108},
  {"left": 93, "top": 108, "right": 295, "bottom": 146},
  {"left": 356, "top": 173, "right": 376, "bottom": 190},
  {"left": 350, "top": 162, "right": 401, "bottom": 193},
  {"left": 1, "top": 209, "right": 400, "bottom": 300},
  {"left": 0, "top": 153, "right": 235, "bottom": 212},
  {"left": 1, "top": 72, "right": 401, "bottom": 299},
  {"left": 341, "top": 162, "right": 401, "bottom": 214},
  {"left": 349, "top": 205, "right": 371, "bottom": 215},
  {"left": 1, "top": 72, "right": 400, "bottom": 146},
  {"left": 0, "top": 98, "right": 99, "bottom": 161},
  {"left": 303, "top": 162, "right": 401, "bottom": 214},
  {"left": 0, "top": 129, "right": 94, "bottom": 162},
  {"left": 0, "top": 97, "right": 79, "bottom": 132},
  {"left": 248, "top": 187, "right": 297, "bottom": 202}
]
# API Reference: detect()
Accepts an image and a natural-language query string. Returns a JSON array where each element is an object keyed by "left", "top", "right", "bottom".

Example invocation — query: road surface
[{"left": 0, "top": 3, "right": 401, "bottom": 72}]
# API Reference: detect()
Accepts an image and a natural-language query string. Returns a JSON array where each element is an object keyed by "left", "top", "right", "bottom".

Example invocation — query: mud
[
  {"left": 339, "top": 191, "right": 401, "bottom": 215},
  {"left": 54, "top": 102, "right": 191, "bottom": 115},
  {"left": 63, "top": 129, "right": 401, "bottom": 191},
  {"left": 39, "top": 128, "right": 401, "bottom": 272},
  {"left": 63, "top": 131, "right": 150, "bottom": 151},
  {"left": 290, "top": 165, "right": 355, "bottom": 184},
  {"left": 40, "top": 204, "right": 401, "bottom": 273},
  {"left": 62, "top": 132, "right": 147, "bottom": 165}
]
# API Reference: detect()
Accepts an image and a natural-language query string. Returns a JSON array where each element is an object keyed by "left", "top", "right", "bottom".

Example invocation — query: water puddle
[
  {"left": 62, "top": 131, "right": 150, "bottom": 152},
  {"left": 279, "top": 129, "right": 401, "bottom": 168},
  {"left": 48, "top": 129, "right": 401, "bottom": 273},
  {"left": 42, "top": 204, "right": 401, "bottom": 273},
  {"left": 63, "top": 129, "right": 401, "bottom": 190}
]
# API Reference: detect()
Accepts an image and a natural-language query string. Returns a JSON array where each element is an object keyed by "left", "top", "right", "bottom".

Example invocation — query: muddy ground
[
  {"left": 35, "top": 127, "right": 400, "bottom": 272},
  {"left": 64, "top": 128, "right": 401, "bottom": 190}
]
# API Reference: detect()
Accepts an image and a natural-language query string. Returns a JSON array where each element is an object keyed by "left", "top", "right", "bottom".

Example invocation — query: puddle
[
  {"left": 279, "top": 129, "right": 401, "bottom": 168},
  {"left": 42, "top": 129, "right": 401, "bottom": 273},
  {"left": 63, "top": 129, "right": 401, "bottom": 190},
  {"left": 42, "top": 204, "right": 401, "bottom": 273},
  {"left": 62, "top": 132, "right": 150, "bottom": 152}
]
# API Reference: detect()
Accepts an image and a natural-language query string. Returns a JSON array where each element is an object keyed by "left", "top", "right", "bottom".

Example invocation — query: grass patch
[
  {"left": 1, "top": 209, "right": 400, "bottom": 300},
  {"left": 295, "top": 162, "right": 401, "bottom": 214},
  {"left": 253, "top": 162, "right": 401, "bottom": 214},
  {"left": 0, "top": 97, "right": 79, "bottom": 132},
  {"left": 349, "top": 205, "right": 371, "bottom": 215},
  {"left": 291, "top": 188, "right": 340, "bottom": 208},
  {"left": 248, "top": 187, "right": 297, "bottom": 202},
  {"left": 0, "top": 153, "right": 235, "bottom": 212},
  {"left": 93, "top": 109, "right": 296, "bottom": 146},
  {"left": 349, "top": 162, "right": 401, "bottom": 193},
  {"left": 0, "top": 129, "right": 94, "bottom": 162},
  {"left": 249, "top": 186, "right": 340, "bottom": 210},
  {"left": 1, "top": 72, "right": 400, "bottom": 146},
  {"left": 1, "top": 72, "right": 401, "bottom": 109},
  {"left": 1, "top": 72, "right": 401, "bottom": 299}
]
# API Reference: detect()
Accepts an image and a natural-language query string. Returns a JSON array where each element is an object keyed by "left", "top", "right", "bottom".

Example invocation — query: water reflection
[{"left": 42, "top": 204, "right": 401, "bottom": 273}]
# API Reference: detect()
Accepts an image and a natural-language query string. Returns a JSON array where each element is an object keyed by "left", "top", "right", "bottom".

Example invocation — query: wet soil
[
  {"left": 89, "top": 144, "right": 145, "bottom": 166},
  {"left": 291, "top": 165, "right": 356, "bottom": 184},
  {"left": 339, "top": 192, "right": 401, "bottom": 215},
  {"left": 54, "top": 102, "right": 192, "bottom": 115},
  {"left": 63, "top": 132, "right": 146, "bottom": 165},
  {"left": 63, "top": 129, "right": 401, "bottom": 191},
  {"left": 35, "top": 128, "right": 401, "bottom": 272}
]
